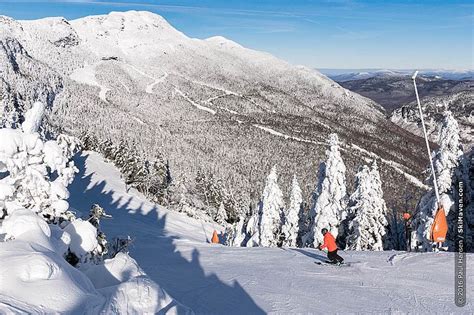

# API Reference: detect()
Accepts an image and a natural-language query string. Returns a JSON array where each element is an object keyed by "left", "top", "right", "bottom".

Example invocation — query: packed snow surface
[{"left": 61, "top": 152, "right": 472, "bottom": 314}]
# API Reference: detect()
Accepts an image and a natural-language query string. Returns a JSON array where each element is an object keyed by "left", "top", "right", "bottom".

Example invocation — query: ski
[
  {"left": 314, "top": 260, "right": 361, "bottom": 267},
  {"left": 314, "top": 261, "right": 352, "bottom": 267}
]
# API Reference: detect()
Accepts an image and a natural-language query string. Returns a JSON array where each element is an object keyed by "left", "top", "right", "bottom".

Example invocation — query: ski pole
[{"left": 412, "top": 71, "right": 440, "bottom": 205}]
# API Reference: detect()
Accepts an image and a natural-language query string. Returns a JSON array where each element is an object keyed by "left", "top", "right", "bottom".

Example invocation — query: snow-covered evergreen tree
[
  {"left": 281, "top": 175, "right": 302, "bottom": 247},
  {"left": 0, "top": 102, "right": 109, "bottom": 264},
  {"left": 304, "top": 133, "right": 347, "bottom": 247},
  {"left": 259, "top": 166, "right": 285, "bottom": 247},
  {"left": 215, "top": 202, "right": 228, "bottom": 225},
  {"left": 245, "top": 206, "right": 260, "bottom": 247},
  {"left": 411, "top": 111, "right": 463, "bottom": 251},
  {"left": 227, "top": 216, "right": 247, "bottom": 247},
  {"left": 0, "top": 102, "right": 79, "bottom": 222},
  {"left": 81, "top": 133, "right": 172, "bottom": 208},
  {"left": 345, "top": 161, "right": 389, "bottom": 251}
]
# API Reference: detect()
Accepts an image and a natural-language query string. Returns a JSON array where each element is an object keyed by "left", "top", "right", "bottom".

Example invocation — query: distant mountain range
[
  {"left": 337, "top": 76, "right": 472, "bottom": 112},
  {"left": 319, "top": 69, "right": 474, "bottom": 82},
  {"left": 320, "top": 69, "right": 473, "bottom": 150},
  {"left": 390, "top": 91, "right": 473, "bottom": 151}
]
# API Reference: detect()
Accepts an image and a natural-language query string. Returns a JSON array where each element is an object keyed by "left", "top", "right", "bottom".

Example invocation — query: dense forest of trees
[{"left": 227, "top": 117, "right": 473, "bottom": 252}]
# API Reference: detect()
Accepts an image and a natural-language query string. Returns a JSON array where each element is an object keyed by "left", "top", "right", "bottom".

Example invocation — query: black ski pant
[{"left": 327, "top": 250, "right": 344, "bottom": 264}]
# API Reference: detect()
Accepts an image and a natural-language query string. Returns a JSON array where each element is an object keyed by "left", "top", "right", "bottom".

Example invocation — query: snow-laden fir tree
[
  {"left": 304, "top": 133, "right": 348, "bottom": 247},
  {"left": 245, "top": 206, "right": 260, "bottom": 247},
  {"left": 411, "top": 111, "right": 463, "bottom": 251},
  {"left": 227, "top": 216, "right": 247, "bottom": 247},
  {"left": 259, "top": 166, "right": 285, "bottom": 247},
  {"left": 0, "top": 102, "right": 109, "bottom": 264},
  {"left": 345, "top": 161, "right": 390, "bottom": 251},
  {"left": 81, "top": 133, "right": 172, "bottom": 207},
  {"left": 215, "top": 202, "right": 228, "bottom": 225},
  {"left": 281, "top": 175, "right": 303, "bottom": 247},
  {"left": 0, "top": 102, "right": 79, "bottom": 223}
]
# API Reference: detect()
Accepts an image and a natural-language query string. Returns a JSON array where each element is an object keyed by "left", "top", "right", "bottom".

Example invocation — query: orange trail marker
[
  {"left": 211, "top": 230, "right": 220, "bottom": 244},
  {"left": 431, "top": 206, "right": 448, "bottom": 242}
]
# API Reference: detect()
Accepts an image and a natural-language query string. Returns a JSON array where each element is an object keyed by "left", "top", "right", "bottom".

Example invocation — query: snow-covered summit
[
  {"left": 205, "top": 35, "right": 244, "bottom": 49},
  {"left": 69, "top": 10, "right": 186, "bottom": 58}
]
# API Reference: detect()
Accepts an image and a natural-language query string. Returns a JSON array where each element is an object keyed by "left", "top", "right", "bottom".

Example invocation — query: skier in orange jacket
[{"left": 319, "top": 228, "right": 344, "bottom": 265}]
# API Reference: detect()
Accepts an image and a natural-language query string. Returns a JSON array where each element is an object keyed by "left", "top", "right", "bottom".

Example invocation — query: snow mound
[
  {"left": 0, "top": 128, "right": 23, "bottom": 158},
  {"left": 0, "top": 208, "right": 190, "bottom": 313},
  {"left": 1, "top": 208, "right": 51, "bottom": 240},
  {"left": 20, "top": 253, "right": 60, "bottom": 282},
  {"left": 84, "top": 253, "right": 193, "bottom": 314},
  {"left": 84, "top": 252, "right": 143, "bottom": 288},
  {"left": 0, "top": 229, "right": 104, "bottom": 313},
  {"left": 64, "top": 219, "right": 98, "bottom": 257},
  {"left": 101, "top": 275, "right": 191, "bottom": 314}
]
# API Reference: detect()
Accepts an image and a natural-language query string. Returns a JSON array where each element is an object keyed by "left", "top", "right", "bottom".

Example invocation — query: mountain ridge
[{"left": 0, "top": 11, "right": 428, "bottom": 217}]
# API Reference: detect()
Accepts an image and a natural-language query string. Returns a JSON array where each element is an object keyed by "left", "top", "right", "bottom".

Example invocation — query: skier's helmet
[{"left": 321, "top": 228, "right": 328, "bottom": 235}]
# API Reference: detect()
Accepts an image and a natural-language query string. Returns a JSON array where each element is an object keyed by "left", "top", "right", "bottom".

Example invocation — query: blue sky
[{"left": 0, "top": 0, "right": 472, "bottom": 69}]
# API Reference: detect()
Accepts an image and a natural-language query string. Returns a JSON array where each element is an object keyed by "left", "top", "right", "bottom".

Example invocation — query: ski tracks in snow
[{"left": 387, "top": 252, "right": 417, "bottom": 266}]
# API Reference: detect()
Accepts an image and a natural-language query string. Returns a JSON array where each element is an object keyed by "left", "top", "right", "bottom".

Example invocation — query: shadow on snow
[
  {"left": 288, "top": 248, "right": 328, "bottom": 262},
  {"left": 68, "top": 153, "right": 265, "bottom": 314}
]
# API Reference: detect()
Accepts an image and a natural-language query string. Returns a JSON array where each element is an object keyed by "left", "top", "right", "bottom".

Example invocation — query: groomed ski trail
[{"left": 67, "top": 152, "right": 473, "bottom": 314}]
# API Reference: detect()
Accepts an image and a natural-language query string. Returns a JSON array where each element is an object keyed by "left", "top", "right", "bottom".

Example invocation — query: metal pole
[{"left": 412, "top": 71, "right": 440, "bottom": 204}]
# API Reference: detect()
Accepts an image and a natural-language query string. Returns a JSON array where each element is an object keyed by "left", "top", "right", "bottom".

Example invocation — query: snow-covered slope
[
  {"left": 0, "top": 10, "right": 429, "bottom": 218},
  {"left": 66, "top": 152, "right": 473, "bottom": 313}
]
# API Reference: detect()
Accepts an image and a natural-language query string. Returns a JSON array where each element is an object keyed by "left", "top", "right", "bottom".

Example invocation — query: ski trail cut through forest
[
  {"left": 146, "top": 73, "right": 168, "bottom": 93},
  {"left": 174, "top": 87, "right": 217, "bottom": 115},
  {"left": 98, "top": 86, "right": 110, "bottom": 103},
  {"left": 253, "top": 124, "right": 326, "bottom": 145},
  {"left": 252, "top": 125, "right": 427, "bottom": 189},
  {"left": 351, "top": 144, "right": 429, "bottom": 190},
  {"left": 125, "top": 64, "right": 168, "bottom": 94},
  {"left": 69, "top": 62, "right": 110, "bottom": 103}
]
